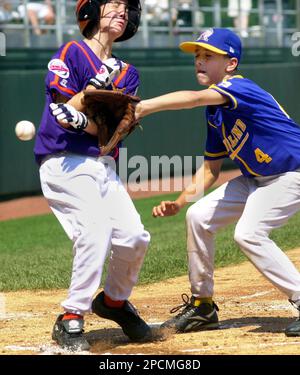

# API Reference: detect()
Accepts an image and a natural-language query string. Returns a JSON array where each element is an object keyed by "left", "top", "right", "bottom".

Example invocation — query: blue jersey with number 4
[{"left": 204, "top": 76, "right": 300, "bottom": 177}]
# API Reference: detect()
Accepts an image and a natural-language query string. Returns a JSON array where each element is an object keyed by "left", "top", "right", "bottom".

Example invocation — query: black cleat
[
  {"left": 92, "top": 291, "right": 151, "bottom": 341},
  {"left": 52, "top": 314, "right": 90, "bottom": 351},
  {"left": 161, "top": 294, "right": 220, "bottom": 333},
  {"left": 285, "top": 317, "right": 300, "bottom": 337},
  {"left": 285, "top": 299, "right": 300, "bottom": 337}
]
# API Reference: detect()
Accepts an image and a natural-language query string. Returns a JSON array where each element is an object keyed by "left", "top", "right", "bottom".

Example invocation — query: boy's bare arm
[
  {"left": 136, "top": 89, "right": 228, "bottom": 119},
  {"left": 152, "top": 159, "right": 223, "bottom": 217},
  {"left": 176, "top": 158, "right": 223, "bottom": 209},
  {"left": 65, "top": 85, "right": 95, "bottom": 112}
]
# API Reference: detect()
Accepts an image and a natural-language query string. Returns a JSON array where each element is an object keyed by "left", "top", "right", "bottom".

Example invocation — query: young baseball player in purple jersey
[
  {"left": 34, "top": 0, "right": 151, "bottom": 351},
  {"left": 135, "top": 28, "right": 300, "bottom": 336}
]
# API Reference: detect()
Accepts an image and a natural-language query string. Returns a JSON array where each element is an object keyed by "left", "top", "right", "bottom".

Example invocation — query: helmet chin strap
[{"left": 90, "top": 15, "right": 126, "bottom": 52}]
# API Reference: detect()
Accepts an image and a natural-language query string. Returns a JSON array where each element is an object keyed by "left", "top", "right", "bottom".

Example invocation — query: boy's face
[
  {"left": 194, "top": 47, "right": 237, "bottom": 86},
  {"left": 100, "top": 0, "right": 129, "bottom": 40}
]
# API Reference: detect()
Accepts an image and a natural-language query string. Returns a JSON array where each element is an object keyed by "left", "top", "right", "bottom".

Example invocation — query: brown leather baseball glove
[{"left": 82, "top": 90, "right": 141, "bottom": 156}]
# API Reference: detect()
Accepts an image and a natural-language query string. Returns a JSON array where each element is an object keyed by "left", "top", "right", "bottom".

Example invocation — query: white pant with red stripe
[
  {"left": 186, "top": 171, "right": 300, "bottom": 302},
  {"left": 40, "top": 153, "right": 150, "bottom": 315}
]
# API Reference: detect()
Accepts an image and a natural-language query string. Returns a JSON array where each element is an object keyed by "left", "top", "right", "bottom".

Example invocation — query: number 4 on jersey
[{"left": 255, "top": 148, "right": 272, "bottom": 164}]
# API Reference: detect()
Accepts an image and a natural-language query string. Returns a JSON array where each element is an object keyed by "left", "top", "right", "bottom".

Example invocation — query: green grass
[{"left": 0, "top": 192, "right": 300, "bottom": 291}]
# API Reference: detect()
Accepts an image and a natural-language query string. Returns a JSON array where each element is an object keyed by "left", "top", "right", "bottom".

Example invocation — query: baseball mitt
[{"left": 82, "top": 90, "right": 141, "bottom": 156}]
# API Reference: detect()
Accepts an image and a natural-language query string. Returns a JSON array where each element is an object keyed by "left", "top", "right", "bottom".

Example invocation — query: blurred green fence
[{"left": 0, "top": 48, "right": 299, "bottom": 197}]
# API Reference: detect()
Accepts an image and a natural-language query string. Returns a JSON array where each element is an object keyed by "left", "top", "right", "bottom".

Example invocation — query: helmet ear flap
[
  {"left": 76, "top": 0, "right": 100, "bottom": 37},
  {"left": 115, "top": 0, "right": 142, "bottom": 42}
]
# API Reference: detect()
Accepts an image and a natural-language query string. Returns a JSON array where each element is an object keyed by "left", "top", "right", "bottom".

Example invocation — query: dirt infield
[
  {"left": 1, "top": 168, "right": 300, "bottom": 355},
  {"left": 1, "top": 247, "right": 300, "bottom": 355}
]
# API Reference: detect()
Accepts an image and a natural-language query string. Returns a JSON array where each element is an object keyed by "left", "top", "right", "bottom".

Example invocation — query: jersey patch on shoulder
[
  {"left": 48, "top": 59, "right": 70, "bottom": 79},
  {"left": 219, "top": 81, "right": 232, "bottom": 89},
  {"left": 60, "top": 79, "right": 68, "bottom": 88}
]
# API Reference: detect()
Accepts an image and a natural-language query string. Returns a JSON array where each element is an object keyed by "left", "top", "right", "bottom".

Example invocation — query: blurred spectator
[
  {"left": 144, "top": 0, "right": 196, "bottom": 28},
  {"left": 172, "top": 0, "right": 193, "bottom": 27},
  {"left": 0, "top": 1, "right": 13, "bottom": 22},
  {"left": 228, "top": 0, "right": 252, "bottom": 38},
  {"left": 0, "top": 1, "right": 21, "bottom": 25},
  {"left": 18, "top": 0, "right": 55, "bottom": 35},
  {"left": 144, "top": 0, "right": 170, "bottom": 26}
]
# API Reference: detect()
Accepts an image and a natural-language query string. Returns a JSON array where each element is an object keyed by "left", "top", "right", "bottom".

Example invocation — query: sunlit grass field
[{"left": 0, "top": 192, "right": 300, "bottom": 290}]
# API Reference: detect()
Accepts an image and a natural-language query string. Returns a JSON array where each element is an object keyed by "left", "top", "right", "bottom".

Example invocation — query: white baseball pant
[
  {"left": 40, "top": 153, "right": 150, "bottom": 315},
  {"left": 186, "top": 170, "right": 300, "bottom": 302}
]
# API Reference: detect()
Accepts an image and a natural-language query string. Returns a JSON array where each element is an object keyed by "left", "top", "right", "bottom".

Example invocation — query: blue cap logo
[
  {"left": 198, "top": 29, "right": 214, "bottom": 42},
  {"left": 180, "top": 28, "right": 242, "bottom": 63}
]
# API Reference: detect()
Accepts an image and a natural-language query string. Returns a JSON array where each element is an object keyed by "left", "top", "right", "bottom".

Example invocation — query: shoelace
[
  {"left": 170, "top": 293, "right": 219, "bottom": 316},
  {"left": 288, "top": 298, "right": 300, "bottom": 310},
  {"left": 288, "top": 298, "right": 300, "bottom": 320},
  {"left": 169, "top": 293, "right": 195, "bottom": 315}
]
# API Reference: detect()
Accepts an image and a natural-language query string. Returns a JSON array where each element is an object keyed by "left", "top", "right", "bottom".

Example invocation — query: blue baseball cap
[{"left": 180, "top": 28, "right": 242, "bottom": 63}]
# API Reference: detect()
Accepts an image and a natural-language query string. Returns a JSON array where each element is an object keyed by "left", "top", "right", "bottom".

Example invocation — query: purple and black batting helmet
[{"left": 76, "top": 0, "right": 141, "bottom": 42}]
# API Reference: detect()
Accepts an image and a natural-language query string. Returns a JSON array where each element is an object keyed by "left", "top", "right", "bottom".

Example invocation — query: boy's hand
[
  {"left": 134, "top": 102, "right": 142, "bottom": 121},
  {"left": 50, "top": 103, "right": 88, "bottom": 130},
  {"left": 152, "top": 201, "right": 181, "bottom": 217},
  {"left": 88, "top": 58, "right": 126, "bottom": 89}
]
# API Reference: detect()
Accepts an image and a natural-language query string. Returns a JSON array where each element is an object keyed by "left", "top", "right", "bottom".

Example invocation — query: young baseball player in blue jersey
[
  {"left": 135, "top": 28, "right": 300, "bottom": 337},
  {"left": 34, "top": 0, "right": 151, "bottom": 351}
]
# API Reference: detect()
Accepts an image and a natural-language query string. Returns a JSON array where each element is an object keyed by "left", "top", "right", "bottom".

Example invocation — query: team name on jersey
[{"left": 222, "top": 119, "right": 249, "bottom": 160}]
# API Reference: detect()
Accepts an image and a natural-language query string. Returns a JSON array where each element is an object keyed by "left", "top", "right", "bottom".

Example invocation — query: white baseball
[{"left": 15, "top": 120, "right": 36, "bottom": 141}]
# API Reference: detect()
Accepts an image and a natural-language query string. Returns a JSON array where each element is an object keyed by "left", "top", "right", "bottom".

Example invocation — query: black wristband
[
  {"left": 76, "top": 112, "right": 88, "bottom": 130},
  {"left": 88, "top": 78, "right": 106, "bottom": 90}
]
